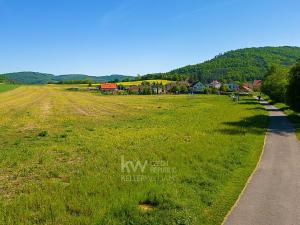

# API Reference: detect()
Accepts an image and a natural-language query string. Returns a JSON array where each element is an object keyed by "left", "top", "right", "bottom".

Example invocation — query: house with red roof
[
  {"left": 253, "top": 80, "right": 262, "bottom": 90},
  {"left": 240, "top": 80, "right": 263, "bottom": 92},
  {"left": 98, "top": 83, "right": 118, "bottom": 93},
  {"left": 240, "top": 85, "right": 252, "bottom": 92}
]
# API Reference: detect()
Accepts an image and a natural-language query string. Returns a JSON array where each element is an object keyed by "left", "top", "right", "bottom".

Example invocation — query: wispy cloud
[{"left": 100, "top": 0, "right": 138, "bottom": 28}]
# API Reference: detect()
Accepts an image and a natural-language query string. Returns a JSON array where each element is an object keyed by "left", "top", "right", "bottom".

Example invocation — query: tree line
[
  {"left": 0, "top": 75, "right": 14, "bottom": 84},
  {"left": 262, "top": 60, "right": 300, "bottom": 111}
]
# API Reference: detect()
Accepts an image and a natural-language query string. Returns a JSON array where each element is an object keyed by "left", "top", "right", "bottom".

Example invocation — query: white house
[
  {"left": 210, "top": 80, "right": 221, "bottom": 89},
  {"left": 192, "top": 82, "right": 205, "bottom": 93}
]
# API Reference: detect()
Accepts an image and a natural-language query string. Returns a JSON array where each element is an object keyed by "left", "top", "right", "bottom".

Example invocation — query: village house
[
  {"left": 98, "top": 83, "right": 118, "bottom": 93},
  {"left": 252, "top": 80, "right": 262, "bottom": 90},
  {"left": 209, "top": 80, "right": 221, "bottom": 89},
  {"left": 191, "top": 82, "right": 205, "bottom": 93},
  {"left": 239, "top": 85, "right": 252, "bottom": 93},
  {"left": 242, "top": 80, "right": 262, "bottom": 91},
  {"left": 153, "top": 86, "right": 165, "bottom": 94},
  {"left": 225, "top": 83, "right": 238, "bottom": 92}
]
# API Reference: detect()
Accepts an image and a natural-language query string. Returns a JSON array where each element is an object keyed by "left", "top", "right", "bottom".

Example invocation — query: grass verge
[
  {"left": 0, "top": 84, "right": 18, "bottom": 93},
  {"left": 273, "top": 103, "right": 300, "bottom": 140},
  {"left": 262, "top": 95, "right": 300, "bottom": 140}
]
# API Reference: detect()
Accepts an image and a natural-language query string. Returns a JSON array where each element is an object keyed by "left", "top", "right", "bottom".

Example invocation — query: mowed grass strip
[
  {"left": 0, "top": 85, "right": 268, "bottom": 225},
  {"left": 0, "top": 84, "right": 18, "bottom": 93}
]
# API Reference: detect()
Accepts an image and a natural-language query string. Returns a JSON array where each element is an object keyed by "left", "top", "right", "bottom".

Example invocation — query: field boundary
[
  {"left": 221, "top": 131, "right": 268, "bottom": 225},
  {"left": 0, "top": 84, "right": 19, "bottom": 93}
]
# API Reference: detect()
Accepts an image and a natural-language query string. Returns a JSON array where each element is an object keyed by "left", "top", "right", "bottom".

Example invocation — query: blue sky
[{"left": 1, "top": 0, "right": 300, "bottom": 76}]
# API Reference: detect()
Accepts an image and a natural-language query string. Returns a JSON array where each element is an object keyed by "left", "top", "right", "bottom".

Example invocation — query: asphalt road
[{"left": 223, "top": 100, "right": 300, "bottom": 225}]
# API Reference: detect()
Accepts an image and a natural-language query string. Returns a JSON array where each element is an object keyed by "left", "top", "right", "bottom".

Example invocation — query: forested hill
[
  {"left": 0, "top": 72, "right": 133, "bottom": 84},
  {"left": 142, "top": 46, "right": 300, "bottom": 82}
]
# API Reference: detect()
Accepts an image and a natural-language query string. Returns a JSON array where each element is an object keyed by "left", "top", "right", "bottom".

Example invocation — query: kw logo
[{"left": 121, "top": 156, "right": 148, "bottom": 173}]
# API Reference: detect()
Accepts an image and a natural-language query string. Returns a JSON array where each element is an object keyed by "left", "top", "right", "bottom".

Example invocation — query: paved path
[{"left": 224, "top": 100, "right": 300, "bottom": 225}]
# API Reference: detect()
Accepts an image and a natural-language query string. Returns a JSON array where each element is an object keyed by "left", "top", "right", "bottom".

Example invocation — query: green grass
[
  {"left": 0, "top": 84, "right": 18, "bottom": 93},
  {"left": 0, "top": 86, "right": 268, "bottom": 225}
]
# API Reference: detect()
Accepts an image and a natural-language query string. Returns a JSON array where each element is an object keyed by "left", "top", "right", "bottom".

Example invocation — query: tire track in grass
[
  {"left": 0, "top": 86, "right": 37, "bottom": 105},
  {"left": 0, "top": 87, "right": 51, "bottom": 132}
]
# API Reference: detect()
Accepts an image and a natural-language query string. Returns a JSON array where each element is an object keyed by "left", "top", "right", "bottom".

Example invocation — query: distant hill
[
  {"left": 142, "top": 46, "right": 300, "bottom": 82},
  {"left": 54, "top": 74, "right": 134, "bottom": 83},
  {"left": 1, "top": 72, "right": 134, "bottom": 84},
  {"left": 2, "top": 72, "right": 55, "bottom": 84}
]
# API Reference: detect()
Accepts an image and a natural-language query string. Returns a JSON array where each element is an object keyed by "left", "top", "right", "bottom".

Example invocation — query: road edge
[{"left": 221, "top": 100, "right": 269, "bottom": 225}]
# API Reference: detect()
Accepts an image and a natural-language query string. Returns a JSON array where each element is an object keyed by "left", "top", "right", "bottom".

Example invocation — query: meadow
[
  {"left": 0, "top": 84, "right": 18, "bottom": 93},
  {"left": 0, "top": 85, "right": 268, "bottom": 225}
]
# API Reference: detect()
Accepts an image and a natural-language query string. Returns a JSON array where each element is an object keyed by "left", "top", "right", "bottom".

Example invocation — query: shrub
[
  {"left": 287, "top": 61, "right": 300, "bottom": 111},
  {"left": 261, "top": 65, "right": 288, "bottom": 102},
  {"left": 179, "top": 85, "right": 188, "bottom": 94},
  {"left": 170, "top": 85, "right": 180, "bottom": 94},
  {"left": 38, "top": 131, "right": 48, "bottom": 137}
]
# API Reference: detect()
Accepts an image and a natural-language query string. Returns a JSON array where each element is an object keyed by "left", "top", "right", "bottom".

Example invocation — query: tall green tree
[
  {"left": 179, "top": 85, "right": 188, "bottom": 94},
  {"left": 287, "top": 61, "right": 300, "bottom": 111},
  {"left": 261, "top": 66, "right": 288, "bottom": 102}
]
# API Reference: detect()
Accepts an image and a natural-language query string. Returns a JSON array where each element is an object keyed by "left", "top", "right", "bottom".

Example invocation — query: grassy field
[
  {"left": 0, "top": 84, "right": 18, "bottom": 93},
  {"left": 0, "top": 85, "right": 268, "bottom": 225}
]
